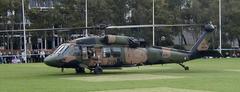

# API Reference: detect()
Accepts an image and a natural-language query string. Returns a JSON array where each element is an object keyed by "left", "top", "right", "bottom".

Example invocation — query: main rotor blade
[
  {"left": 0, "top": 29, "right": 44, "bottom": 33},
  {"left": 0, "top": 28, "right": 58, "bottom": 33},
  {"left": 0, "top": 24, "right": 204, "bottom": 33},
  {"left": 56, "top": 26, "right": 106, "bottom": 32},
  {"left": 0, "top": 27, "right": 101, "bottom": 33},
  {"left": 107, "top": 24, "right": 203, "bottom": 29}
]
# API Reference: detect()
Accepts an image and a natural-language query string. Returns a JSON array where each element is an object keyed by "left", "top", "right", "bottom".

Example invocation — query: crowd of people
[
  {"left": 223, "top": 51, "right": 240, "bottom": 58},
  {"left": 0, "top": 50, "right": 52, "bottom": 64}
]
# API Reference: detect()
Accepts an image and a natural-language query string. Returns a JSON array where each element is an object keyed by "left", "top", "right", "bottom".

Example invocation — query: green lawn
[{"left": 0, "top": 58, "right": 240, "bottom": 92}]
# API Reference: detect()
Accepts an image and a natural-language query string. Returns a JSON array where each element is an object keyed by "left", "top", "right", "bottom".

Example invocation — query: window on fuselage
[
  {"left": 111, "top": 47, "right": 121, "bottom": 57},
  {"left": 103, "top": 47, "right": 111, "bottom": 58},
  {"left": 82, "top": 47, "right": 88, "bottom": 60},
  {"left": 73, "top": 46, "right": 81, "bottom": 56}
]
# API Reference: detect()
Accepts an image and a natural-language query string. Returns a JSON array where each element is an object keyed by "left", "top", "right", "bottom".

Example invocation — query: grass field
[{"left": 0, "top": 58, "right": 240, "bottom": 92}]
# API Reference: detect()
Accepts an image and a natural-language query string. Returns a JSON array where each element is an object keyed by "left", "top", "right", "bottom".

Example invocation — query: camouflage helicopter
[{"left": 44, "top": 23, "right": 216, "bottom": 74}]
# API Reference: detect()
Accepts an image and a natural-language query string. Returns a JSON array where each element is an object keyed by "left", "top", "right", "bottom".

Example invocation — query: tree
[
  {"left": 1, "top": 0, "right": 240, "bottom": 49},
  {"left": 222, "top": 0, "right": 240, "bottom": 47}
]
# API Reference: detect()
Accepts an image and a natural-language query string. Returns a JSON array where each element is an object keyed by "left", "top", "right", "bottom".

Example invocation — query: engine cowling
[
  {"left": 103, "top": 35, "right": 129, "bottom": 45},
  {"left": 102, "top": 35, "right": 145, "bottom": 48}
]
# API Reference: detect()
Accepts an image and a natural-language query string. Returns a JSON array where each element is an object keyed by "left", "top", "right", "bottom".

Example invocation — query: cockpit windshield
[{"left": 53, "top": 44, "right": 70, "bottom": 54}]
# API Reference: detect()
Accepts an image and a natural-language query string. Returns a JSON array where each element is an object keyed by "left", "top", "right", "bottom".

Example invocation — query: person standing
[
  {"left": 0, "top": 51, "right": 2, "bottom": 64},
  {"left": 40, "top": 50, "right": 46, "bottom": 62}
]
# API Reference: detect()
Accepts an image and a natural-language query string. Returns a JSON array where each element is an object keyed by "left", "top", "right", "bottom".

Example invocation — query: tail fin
[{"left": 189, "top": 23, "right": 215, "bottom": 59}]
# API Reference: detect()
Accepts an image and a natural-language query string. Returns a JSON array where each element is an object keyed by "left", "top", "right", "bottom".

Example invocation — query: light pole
[
  {"left": 219, "top": 0, "right": 222, "bottom": 54},
  {"left": 22, "top": 0, "right": 27, "bottom": 63},
  {"left": 85, "top": 0, "right": 88, "bottom": 37},
  {"left": 152, "top": 0, "right": 155, "bottom": 46}
]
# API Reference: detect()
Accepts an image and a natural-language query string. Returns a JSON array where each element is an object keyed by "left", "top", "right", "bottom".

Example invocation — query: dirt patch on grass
[
  {"left": 93, "top": 87, "right": 212, "bottom": 92},
  {"left": 62, "top": 74, "right": 184, "bottom": 82}
]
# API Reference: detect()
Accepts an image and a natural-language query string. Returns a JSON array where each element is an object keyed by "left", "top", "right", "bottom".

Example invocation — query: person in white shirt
[{"left": 40, "top": 50, "right": 46, "bottom": 62}]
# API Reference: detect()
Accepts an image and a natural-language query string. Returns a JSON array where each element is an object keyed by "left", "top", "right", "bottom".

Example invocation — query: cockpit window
[
  {"left": 53, "top": 45, "right": 64, "bottom": 54},
  {"left": 62, "top": 46, "right": 70, "bottom": 54},
  {"left": 53, "top": 44, "right": 70, "bottom": 54}
]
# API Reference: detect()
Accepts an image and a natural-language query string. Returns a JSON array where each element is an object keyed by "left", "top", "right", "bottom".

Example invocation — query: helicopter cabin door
[
  {"left": 87, "top": 47, "right": 122, "bottom": 67},
  {"left": 87, "top": 47, "right": 103, "bottom": 67},
  {"left": 81, "top": 46, "right": 89, "bottom": 60}
]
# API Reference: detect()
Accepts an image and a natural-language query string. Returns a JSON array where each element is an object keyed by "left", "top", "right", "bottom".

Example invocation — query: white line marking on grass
[
  {"left": 61, "top": 74, "right": 185, "bottom": 82},
  {"left": 92, "top": 87, "right": 213, "bottom": 92},
  {"left": 224, "top": 69, "right": 240, "bottom": 72},
  {"left": 122, "top": 66, "right": 172, "bottom": 70}
]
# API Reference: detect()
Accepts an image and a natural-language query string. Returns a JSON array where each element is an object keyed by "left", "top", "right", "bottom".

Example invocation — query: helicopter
[{"left": 43, "top": 23, "right": 216, "bottom": 74}]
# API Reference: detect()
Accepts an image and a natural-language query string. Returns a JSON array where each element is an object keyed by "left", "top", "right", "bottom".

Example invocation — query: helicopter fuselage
[
  {"left": 44, "top": 35, "right": 190, "bottom": 72},
  {"left": 44, "top": 23, "right": 215, "bottom": 74}
]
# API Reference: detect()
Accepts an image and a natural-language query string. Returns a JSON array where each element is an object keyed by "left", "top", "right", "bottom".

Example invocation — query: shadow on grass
[{"left": 42, "top": 68, "right": 222, "bottom": 78}]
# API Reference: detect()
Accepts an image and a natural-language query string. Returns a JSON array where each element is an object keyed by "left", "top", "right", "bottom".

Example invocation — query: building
[{"left": 29, "top": 0, "right": 54, "bottom": 10}]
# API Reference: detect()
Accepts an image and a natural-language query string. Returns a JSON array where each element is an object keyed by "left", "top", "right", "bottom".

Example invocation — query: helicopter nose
[{"left": 44, "top": 55, "right": 62, "bottom": 67}]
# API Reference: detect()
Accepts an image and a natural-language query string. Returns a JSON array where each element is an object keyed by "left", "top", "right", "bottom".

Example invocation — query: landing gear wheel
[
  {"left": 94, "top": 66, "right": 103, "bottom": 74},
  {"left": 184, "top": 66, "right": 189, "bottom": 70},
  {"left": 179, "top": 63, "right": 189, "bottom": 71},
  {"left": 61, "top": 67, "right": 64, "bottom": 72},
  {"left": 75, "top": 67, "right": 85, "bottom": 74}
]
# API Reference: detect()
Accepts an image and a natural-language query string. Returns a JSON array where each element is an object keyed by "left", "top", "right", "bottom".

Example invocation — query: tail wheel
[
  {"left": 179, "top": 63, "right": 189, "bottom": 71},
  {"left": 184, "top": 66, "right": 189, "bottom": 70}
]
